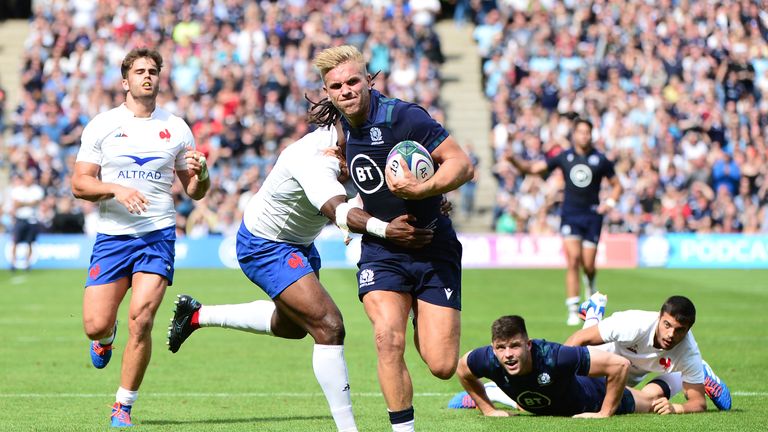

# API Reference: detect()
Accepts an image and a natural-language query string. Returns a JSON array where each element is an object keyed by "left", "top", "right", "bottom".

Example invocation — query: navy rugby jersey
[
  {"left": 466, "top": 340, "right": 609, "bottom": 416},
  {"left": 342, "top": 90, "right": 456, "bottom": 251},
  {"left": 546, "top": 148, "right": 616, "bottom": 213}
]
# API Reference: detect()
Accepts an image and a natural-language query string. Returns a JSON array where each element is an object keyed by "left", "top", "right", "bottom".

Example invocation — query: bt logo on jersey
[{"left": 159, "top": 129, "right": 171, "bottom": 141}]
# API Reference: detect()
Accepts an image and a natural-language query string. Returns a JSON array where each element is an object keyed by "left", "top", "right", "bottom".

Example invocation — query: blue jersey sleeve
[
  {"left": 555, "top": 344, "right": 592, "bottom": 376},
  {"left": 545, "top": 150, "right": 563, "bottom": 173},
  {"left": 391, "top": 103, "right": 449, "bottom": 153},
  {"left": 466, "top": 346, "right": 495, "bottom": 379}
]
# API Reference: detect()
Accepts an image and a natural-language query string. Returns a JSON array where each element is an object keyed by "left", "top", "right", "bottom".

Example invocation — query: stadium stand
[
  {"left": 2, "top": 0, "right": 767, "bottom": 237},
  {"left": 480, "top": 1, "right": 768, "bottom": 234}
]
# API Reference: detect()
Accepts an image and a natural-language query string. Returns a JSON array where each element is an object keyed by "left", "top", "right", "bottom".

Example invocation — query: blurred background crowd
[
  {"left": 1, "top": 0, "right": 767, "bottom": 238},
  {"left": 482, "top": 0, "right": 768, "bottom": 235},
  {"left": 0, "top": 0, "right": 447, "bottom": 238}
]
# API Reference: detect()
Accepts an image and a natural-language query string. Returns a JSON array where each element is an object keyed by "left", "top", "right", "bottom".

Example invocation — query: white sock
[
  {"left": 584, "top": 275, "right": 596, "bottom": 296},
  {"left": 198, "top": 301, "right": 275, "bottom": 334},
  {"left": 392, "top": 420, "right": 415, "bottom": 432},
  {"left": 483, "top": 382, "right": 518, "bottom": 408},
  {"left": 313, "top": 344, "right": 357, "bottom": 432},
  {"left": 566, "top": 296, "right": 580, "bottom": 314},
  {"left": 115, "top": 386, "right": 138, "bottom": 407},
  {"left": 98, "top": 321, "right": 117, "bottom": 345}
]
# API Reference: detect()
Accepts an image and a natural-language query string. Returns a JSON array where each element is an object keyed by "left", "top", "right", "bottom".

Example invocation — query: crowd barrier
[{"left": 2, "top": 232, "right": 766, "bottom": 270}]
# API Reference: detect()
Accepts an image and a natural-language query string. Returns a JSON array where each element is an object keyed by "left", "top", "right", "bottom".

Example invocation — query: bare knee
[
  {"left": 83, "top": 317, "right": 115, "bottom": 340},
  {"left": 374, "top": 328, "right": 406, "bottom": 362},
  {"left": 428, "top": 360, "right": 457, "bottom": 380},
  {"left": 128, "top": 310, "right": 155, "bottom": 340},
  {"left": 308, "top": 313, "right": 346, "bottom": 345}
]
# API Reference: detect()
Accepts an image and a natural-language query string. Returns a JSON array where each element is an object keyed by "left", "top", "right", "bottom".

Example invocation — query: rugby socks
[
  {"left": 115, "top": 386, "right": 138, "bottom": 407},
  {"left": 388, "top": 407, "right": 415, "bottom": 432},
  {"left": 98, "top": 322, "right": 117, "bottom": 346},
  {"left": 566, "top": 296, "right": 580, "bottom": 314},
  {"left": 484, "top": 382, "right": 518, "bottom": 408},
  {"left": 198, "top": 301, "right": 275, "bottom": 335},
  {"left": 312, "top": 344, "right": 357, "bottom": 432},
  {"left": 583, "top": 274, "right": 597, "bottom": 297}
]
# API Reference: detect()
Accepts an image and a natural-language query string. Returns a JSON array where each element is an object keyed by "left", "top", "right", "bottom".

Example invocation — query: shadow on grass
[{"left": 141, "top": 415, "right": 329, "bottom": 426}]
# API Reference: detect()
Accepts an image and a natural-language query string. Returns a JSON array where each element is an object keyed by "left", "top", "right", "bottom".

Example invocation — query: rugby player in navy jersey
[
  {"left": 506, "top": 118, "right": 622, "bottom": 325},
  {"left": 313, "top": 45, "right": 474, "bottom": 432},
  {"left": 456, "top": 315, "right": 658, "bottom": 418}
]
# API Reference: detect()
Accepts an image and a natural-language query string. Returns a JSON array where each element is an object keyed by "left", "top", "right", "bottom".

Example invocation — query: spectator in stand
[
  {"left": 476, "top": 0, "right": 768, "bottom": 236},
  {"left": 6, "top": 0, "right": 450, "bottom": 243}
]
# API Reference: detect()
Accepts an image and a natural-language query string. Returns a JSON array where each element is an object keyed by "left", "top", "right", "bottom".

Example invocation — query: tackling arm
[{"left": 319, "top": 195, "right": 433, "bottom": 248}]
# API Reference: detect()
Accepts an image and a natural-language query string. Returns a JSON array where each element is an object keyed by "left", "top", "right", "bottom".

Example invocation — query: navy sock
[{"left": 388, "top": 406, "right": 414, "bottom": 425}]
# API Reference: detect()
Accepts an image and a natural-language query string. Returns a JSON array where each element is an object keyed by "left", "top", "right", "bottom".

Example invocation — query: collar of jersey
[{"left": 119, "top": 103, "right": 160, "bottom": 120}]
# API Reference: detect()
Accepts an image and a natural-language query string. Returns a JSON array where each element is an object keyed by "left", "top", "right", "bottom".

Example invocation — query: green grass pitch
[{"left": 1, "top": 268, "right": 766, "bottom": 431}]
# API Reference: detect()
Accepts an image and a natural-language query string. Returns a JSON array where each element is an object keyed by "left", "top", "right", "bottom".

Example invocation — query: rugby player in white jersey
[
  {"left": 166, "top": 122, "right": 432, "bottom": 432},
  {"left": 449, "top": 295, "right": 732, "bottom": 414},
  {"left": 72, "top": 48, "right": 210, "bottom": 428},
  {"left": 565, "top": 295, "right": 732, "bottom": 413}
]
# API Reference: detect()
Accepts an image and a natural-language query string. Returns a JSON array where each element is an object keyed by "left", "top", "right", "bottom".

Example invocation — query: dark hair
[
  {"left": 491, "top": 315, "right": 528, "bottom": 341},
  {"left": 574, "top": 117, "right": 593, "bottom": 132},
  {"left": 305, "top": 95, "right": 341, "bottom": 127},
  {"left": 660, "top": 296, "right": 696, "bottom": 328},
  {"left": 121, "top": 48, "right": 163, "bottom": 79}
]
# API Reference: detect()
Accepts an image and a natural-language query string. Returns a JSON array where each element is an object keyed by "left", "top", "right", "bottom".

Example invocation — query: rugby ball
[{"left": 386, "top": 140, "right": 435, "bottom": 182}]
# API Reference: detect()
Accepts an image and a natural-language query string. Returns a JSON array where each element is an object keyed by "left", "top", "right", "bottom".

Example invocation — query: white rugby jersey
[
  {"left": 597, "top": 310, "right": 705, "bottom": 386},
  {"left": 76, "top": 104, "right": 193, "bottom": 235},
  {"left": 243, "top": 126, "right": 355, "bottom": 246}
]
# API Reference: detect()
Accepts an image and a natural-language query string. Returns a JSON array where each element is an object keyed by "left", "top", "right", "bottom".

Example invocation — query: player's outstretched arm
[
  {"left": 386, "top": 136, "right": 474, "bottom": 200},
  {"left": 320, "top": 196, "right": 433, "bottom": 248},
  {"left": 652, "top": 382, "right": 707, "bottom": 415},
  {"left": 505, "top": 150, "right": 548, "bottom": 176},
  {"left": 72, "top": 161, "right": 149, "bottom": 213},
  {"left": 574, "top": 347, "right": 630, "bottom": 418},
  {"left": 564, "top": 325, "right": 605, "bottom": 347},
  {"left": 177, "top": 149, "right": 210, "bottom": 201},
  {"left": 456, "top": 352, "right": 511, "bottom": 417}
]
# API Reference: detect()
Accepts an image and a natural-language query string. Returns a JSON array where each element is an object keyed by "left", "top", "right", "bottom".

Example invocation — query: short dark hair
[
  {"left": 660, "top": 296, "right": 696, "bottom": 328},
  {"left": 491, "top": 315, "right": 528, "bottom": 341},
  {"left": 121, "top": 48, "right": 163, "bottom": 79},
  {"left": 574, "top": 117, "right": 593, "bottom": 132}
]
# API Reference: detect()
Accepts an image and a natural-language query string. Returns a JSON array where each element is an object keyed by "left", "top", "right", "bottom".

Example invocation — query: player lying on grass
[
  {"left": 450, "top": 295, "right": 732, "bottom": 415},
  {"left": 564, "top": 294, "right": 732, "bottom": 413},
  {"left": 167, "top": 122, "right": 432, "bottom": 432},
  {"left": 454, "top": 315, "right": 661, "bottom": 417}
]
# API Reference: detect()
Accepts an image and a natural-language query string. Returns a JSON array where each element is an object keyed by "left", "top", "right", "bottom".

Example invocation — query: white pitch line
[{"left": 0, "top": 391, "right": 765, "bottom": 398}]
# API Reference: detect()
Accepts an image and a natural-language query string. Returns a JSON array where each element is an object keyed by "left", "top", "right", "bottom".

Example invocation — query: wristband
[
  {"left": 197, "top": 155, "right": 209, "bottom": 181},
  {"left": 366, "top": 217, "right": 389, "bottom": 238},
  {"left": 605, "top": 198, "right": 616, "bottom": 208},
  {"left": 335, "top": 202, "right": 352, "bottom": 231}
]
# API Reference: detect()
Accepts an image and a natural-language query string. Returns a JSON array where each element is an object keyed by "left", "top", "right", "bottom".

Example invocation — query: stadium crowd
[
  {"left": 2, "top": 0, "right": 768, "bottom": 238},
  {"left": 481, "top": 0, "right": 768, "bottom": 235},
  {"left": 0, "top": 0, "right": 446, "bottom": 237}
]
